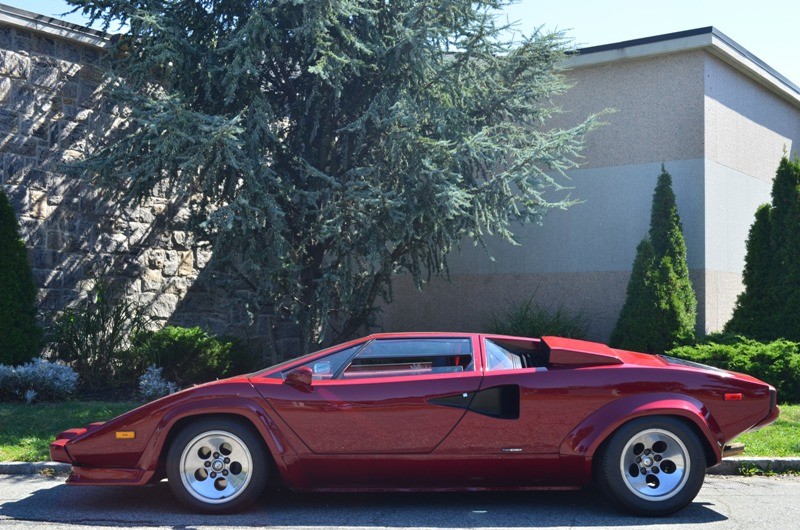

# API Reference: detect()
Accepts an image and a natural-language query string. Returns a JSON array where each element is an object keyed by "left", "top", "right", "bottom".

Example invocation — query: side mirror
[
  {"left": 313, "top": 361, "right": 332, "bottom": 375},
  {"left": 283, "top": 366, "right": 313, "bottom": 390}
]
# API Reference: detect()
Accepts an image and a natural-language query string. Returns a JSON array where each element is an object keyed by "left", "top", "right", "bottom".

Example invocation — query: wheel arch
[
  {"left": 154, "top": 412, "right": 278, "bottom": 482},
  {"left": 559, "top": 394, "right": 723, "bottom": 481},
  {"left": 592, "top": 415, "right": 720, "bottom": 473},
  {"left": 136, "top": 398, "right": 290, "bottom": 485}
]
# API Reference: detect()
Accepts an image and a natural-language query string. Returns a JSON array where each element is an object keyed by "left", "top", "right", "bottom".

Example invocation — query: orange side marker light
[{"left": 115, "top": 431, "right": 136, "bottom": 439}]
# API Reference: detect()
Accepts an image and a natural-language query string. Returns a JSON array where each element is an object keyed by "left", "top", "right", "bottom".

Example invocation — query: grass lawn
[
  {"left": 0, "top": 401, "right": 140, "bottom": 462},
  {"left": 734, "top": 403, "right": 800, "bottom": 456},
  {"left": 0, "top": 401, "right": 797, "bottom": 462}
]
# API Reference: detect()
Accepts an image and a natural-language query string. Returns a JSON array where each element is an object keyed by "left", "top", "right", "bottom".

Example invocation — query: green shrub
[
  {"left": 487, "top": 298, "right": 588, "bottom": 339},
  {"left": 668, "top": 337, "right": 800, "bottom": 403},
  {"left": 130, "top": 326, "right": 256, "bottom": 386},
  {"left": 0, "top": 189, "right": 42, "bottom": 365},
  {"left": 219, "top": 335, "right": 263, "bottom": 375},
  {"left": 49, "top": 280, "right": 147, "bottom": 390}
]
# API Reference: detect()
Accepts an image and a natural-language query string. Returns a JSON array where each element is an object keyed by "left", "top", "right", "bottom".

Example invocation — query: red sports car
[{"left": 50, "top": 333, "right": 778, "bottom": 516}]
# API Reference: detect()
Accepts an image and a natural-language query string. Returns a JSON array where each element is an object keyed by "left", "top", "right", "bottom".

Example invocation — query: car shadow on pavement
[{"left": 0, "top": 478, "right": 728, "bottom": 528}]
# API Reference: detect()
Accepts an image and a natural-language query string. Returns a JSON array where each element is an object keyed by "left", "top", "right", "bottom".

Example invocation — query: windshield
[{"left": 249, "top": 342, "right": 353, "bottom": 377}]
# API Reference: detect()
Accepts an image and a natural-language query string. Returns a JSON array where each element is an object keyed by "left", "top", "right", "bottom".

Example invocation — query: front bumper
[
  {"left": 49, "top": 424, "right": 155, "bottom": 486},
  {"left": 49, "top": 427, "right": 87, "bottom": 463}
]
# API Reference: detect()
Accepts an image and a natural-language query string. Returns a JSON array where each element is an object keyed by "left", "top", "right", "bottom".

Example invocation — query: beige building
[{"left": 382, "top": 27, "right": 800, "bottom": 342}]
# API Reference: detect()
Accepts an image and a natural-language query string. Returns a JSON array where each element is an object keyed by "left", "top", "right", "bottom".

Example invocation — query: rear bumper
[{"left": 752, "top": 390, "right": 780, "bottom": 431}]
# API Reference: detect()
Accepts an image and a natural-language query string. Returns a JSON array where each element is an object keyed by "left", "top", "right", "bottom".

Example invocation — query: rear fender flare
[{"left": 559, "top": 393, "right": 723, "bottom": 480}]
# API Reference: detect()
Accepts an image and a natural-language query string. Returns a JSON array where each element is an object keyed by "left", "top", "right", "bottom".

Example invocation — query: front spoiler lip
[{"left": 66, "top": 466, "right": 154, "bottom": 486}]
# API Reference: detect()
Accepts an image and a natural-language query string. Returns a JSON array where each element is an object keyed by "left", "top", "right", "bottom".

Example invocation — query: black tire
[
  {"left": 166, "top": 417, "right": 269, "bottom": 513},
  {"left": 595, "top": 416, "right": 706, "bottom": 516}
]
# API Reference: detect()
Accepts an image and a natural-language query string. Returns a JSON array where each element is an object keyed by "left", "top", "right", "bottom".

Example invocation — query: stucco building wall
[{"left": 381, "top": 29, "right": 800, "bottom": 343}]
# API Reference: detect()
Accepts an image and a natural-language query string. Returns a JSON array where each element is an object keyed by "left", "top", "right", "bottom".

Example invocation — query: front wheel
[
  {"left": 596, "top": 416, "right": 706, "bottom": 516},
  {"left": 166, "top": 418, "right": 269, "bottom": 513}
]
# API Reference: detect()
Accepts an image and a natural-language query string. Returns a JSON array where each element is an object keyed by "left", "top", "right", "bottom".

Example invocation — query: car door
[
  {"left": 256, "top": 336, "right": 484, "bottom": 454},
  {"left": 435, "top": 335, "right": 597, "bottom": 486}
]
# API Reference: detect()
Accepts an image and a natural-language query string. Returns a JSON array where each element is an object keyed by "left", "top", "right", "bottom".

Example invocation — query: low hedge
[
  {"left": 668, "top": 335, "right": 800, "bottom": 403},
  {"left": 129, "top": 326, "right": 259, "bottom": 386}
]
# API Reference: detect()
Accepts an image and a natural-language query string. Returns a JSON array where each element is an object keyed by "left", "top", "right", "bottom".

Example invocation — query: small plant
[
  {"left": 49, "top": 280, "right": 148, "bottom": 390},
  {"left": 24, "top": 389, "right": 37, "bottom": 404},
  {"left": 738, "top": 463, "right": 776, "bottom": 477},
  {"left": 738, "top": 463, "right": 759, "bottom": 477},
  {"left": 138, "top": 365, "right": 178, "bottom": 400},
  {"left": 487, "top": 297, "right": 588, "bottom": 339},
  {"left": 0, "top": 358, "right": 78, "bottom": 402}
]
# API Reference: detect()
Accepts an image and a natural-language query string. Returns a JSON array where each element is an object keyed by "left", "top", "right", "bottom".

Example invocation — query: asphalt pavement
[{"left": 1, "top": 474, "right": 800, "bottom": 529}]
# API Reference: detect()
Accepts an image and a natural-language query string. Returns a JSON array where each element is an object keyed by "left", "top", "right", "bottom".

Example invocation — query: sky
[{"left": 7, "top": 0, "right": 800, "bottom": 85}]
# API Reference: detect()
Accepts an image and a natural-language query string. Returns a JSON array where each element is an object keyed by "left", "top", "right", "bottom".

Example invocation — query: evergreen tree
[
  {"left": 771, "top": 158, "right": 800, "bottom": 339},
  {"left": 0, "top": 189, "right": 42, "bottom": 365},
  {"left": 67, "top": 0, "right": 600, "bottom": 351},
  {"left": 725, "top": 204, "right": 775, "bottom": 338},
  {"left": 610, "top": 167, "right": 697, "bottom": 353},
  {"left": 610, "top": 239, "right": 658, "bottom": 352},
  {"left": 649, "top": 167, "right": 696, "bottom": 343},
  {"left": 728, "top": 156, "right": 800, "bottom": 340}
]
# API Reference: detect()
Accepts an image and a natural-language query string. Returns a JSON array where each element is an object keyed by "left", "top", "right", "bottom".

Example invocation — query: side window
[
  {"left": 340, "top": 338, "right": 473, "bottom": 379},
  {"left": 285, "top": 345, "right": 361, "bottom": 380},
  {"left": 484, "top": 338, "right": 548, "bottom": 370},
  {"left": 485, "top": 340, "right": 522, "bottom": 371}
]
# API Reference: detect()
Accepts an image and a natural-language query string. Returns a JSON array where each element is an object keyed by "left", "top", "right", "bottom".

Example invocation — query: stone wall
[{"left": 0, "top": 10, "right": 299, "bottom": 363}]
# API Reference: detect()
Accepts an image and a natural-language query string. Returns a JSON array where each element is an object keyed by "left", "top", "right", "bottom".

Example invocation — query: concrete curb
[
  {"left": 1, "top": 457, "right": 798, "bottom": 476},
  {"left": 707, "top": 457, "right": 800, "bottom": 475},
  {"left": 0, "top": 462, "right": 71, "bottom": 475}
]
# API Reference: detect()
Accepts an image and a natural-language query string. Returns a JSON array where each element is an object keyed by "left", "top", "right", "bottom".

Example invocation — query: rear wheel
[
  {"left": 596, "top": 416, "right": 706, "bottom": 516},
  {"left": 166, "top": 417, "right": 268, "bottom": 513}
]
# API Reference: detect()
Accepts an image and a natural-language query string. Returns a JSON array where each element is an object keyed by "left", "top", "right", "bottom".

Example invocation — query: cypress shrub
[
  {"left": 610, "top": 239, "right": 659, "bottom": 351},
  {"left": 0, "top": 189, "right": 42, "bottom": 365},
  {"left": 610, "top": 167, "right": 697, "bottom": 353},
  {"left": 726, "top": 156, "right": 800, "bottom": 340},
  {"left": 725, "top": 204, "right": 776, "bottom": 339}
]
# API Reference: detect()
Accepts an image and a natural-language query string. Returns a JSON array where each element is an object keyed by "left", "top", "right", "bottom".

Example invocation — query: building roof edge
[
  {"left": 563, "top": 26, "right": 800, "bottom": 107},
  {"left": 0, "top": 2, "right": 111, "bottom": 49}
]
